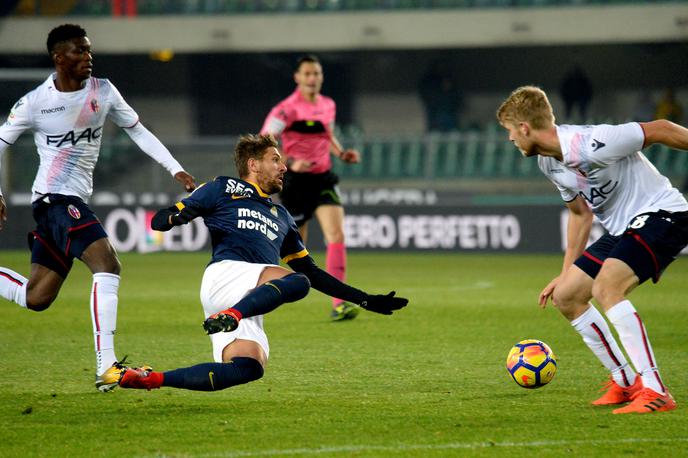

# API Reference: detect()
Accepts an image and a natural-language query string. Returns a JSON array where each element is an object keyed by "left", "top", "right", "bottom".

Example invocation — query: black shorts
[
  {"left": 279, "top": 170, "right": 342, "bottom": 227},
  {"left": 29, "top": 194, "right": 108, "bottom": 278},
  {"left": 574, "top": 210, "right": 688, "bottom": 284}
]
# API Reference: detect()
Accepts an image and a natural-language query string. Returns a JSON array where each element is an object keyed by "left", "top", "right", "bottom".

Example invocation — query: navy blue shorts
[
  {"left": 279, "top": 170, "right": 342, "bottom": 227},
  {"left": 574, "top": 210, "right": 688, "bottom": 284},
  {"left": 29, "top": 194, "right": 108, "bottom": 278}
]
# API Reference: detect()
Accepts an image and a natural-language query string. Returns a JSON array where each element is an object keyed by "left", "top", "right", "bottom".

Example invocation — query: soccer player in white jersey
[
  {"left": 0, "top": 24, "right": 196, "bottom": 391},
  {"left": 497, "top": 86, "right": 688, "bottom": 414}
]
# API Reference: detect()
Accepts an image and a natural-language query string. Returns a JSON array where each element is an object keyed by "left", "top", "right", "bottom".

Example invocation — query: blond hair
[{"left": 496, "top": 86, "right": 555, "bottom": 130}]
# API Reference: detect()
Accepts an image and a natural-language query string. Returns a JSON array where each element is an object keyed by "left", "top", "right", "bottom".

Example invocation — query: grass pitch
[{"left": 0, "top": 251, "right": 686, "bottom": 457}]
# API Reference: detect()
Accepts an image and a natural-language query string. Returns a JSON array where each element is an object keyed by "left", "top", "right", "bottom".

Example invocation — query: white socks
[
  {"left": 606, "top": 300, "right": 665, "bottom": 394},
  {"left": 91, "top": 273, "right": 120, "bottom": 375},
  {"left": 0, "top": 267, "right": 28, "bottom": 308},
  {"left": 571, "top": 305, "right": 636, "bottom": 387}
]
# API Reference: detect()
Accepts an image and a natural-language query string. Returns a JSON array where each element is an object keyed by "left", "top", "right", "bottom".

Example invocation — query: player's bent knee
[
  {"left": 591, "top": 281, "right": 622, "bottom": 309},
  {"left": 275, "top": 273, "right": 310, "bottom": 302},
  {"left": 551, "top": 289, "right": 577, "bottom": 314},
  {"left": 210, "top": 357, "right": 264, "bottom": 391},
  {"left": 232, "top": 357, "right": 264, "bottom": 383},
  {"left": 26, "top": 294, "right": 56, "bottom": 312}
]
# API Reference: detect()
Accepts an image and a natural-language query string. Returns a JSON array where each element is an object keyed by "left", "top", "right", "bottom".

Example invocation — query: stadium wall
[
  {"left": 1, "top": 4, "right": 687, "bottom": 53},
  {"left": 0, "top": 192, "right": 601, "bottom": 254}
]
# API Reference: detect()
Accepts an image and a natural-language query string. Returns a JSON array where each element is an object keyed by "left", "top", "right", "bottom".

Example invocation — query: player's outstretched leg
[
  {"left": 0, "top": 267, "right": 28, "bottom": 308},
  {"left": 117, "top": 357, "right": 264, "bottom": 391},
  {"left": 203, "top": 273, "right": 310, "bottom": 334}
]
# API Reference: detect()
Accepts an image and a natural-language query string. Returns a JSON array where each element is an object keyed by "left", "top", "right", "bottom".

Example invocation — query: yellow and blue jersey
[{"left": 177, "top": 176, "right": 308, "bottom": 266}]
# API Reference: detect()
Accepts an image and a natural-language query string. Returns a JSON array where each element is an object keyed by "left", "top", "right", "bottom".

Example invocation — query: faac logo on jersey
[
  {"left": 578, "top": 179, "right": 618, "bottom": 205},
  {"left": 225, "top": 179, "right": 254, "bottom": 198},
  {"left": 46, "top": 127, "right": 102, "bottom": 147}
]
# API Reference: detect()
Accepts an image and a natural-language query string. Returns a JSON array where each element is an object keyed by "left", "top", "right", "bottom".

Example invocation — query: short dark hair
[
  {"left": 47, "top": 24, "right": 87, "bottom": 54},
  {"left": 295, "top": 54, "right": 320, "bottom": 72},
  {"left": 234, "top": 134, "right": 279, "bottom": 178}
]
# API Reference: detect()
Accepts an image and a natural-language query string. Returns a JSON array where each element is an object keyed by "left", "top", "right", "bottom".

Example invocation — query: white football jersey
[
  {"left": 539, "top": 123, "right": 688, "bottom": 235},
  {"left": 0, "top": 74, "right": 140, "bottom": 202}
]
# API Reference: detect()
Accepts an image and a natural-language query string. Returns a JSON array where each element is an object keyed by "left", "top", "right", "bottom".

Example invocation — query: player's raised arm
[
  {"left": 639, "top": 119, "right": 688, "bottom": 151},
  {"left": 286, "top": 255, "right": 408, "bottom": 315}
]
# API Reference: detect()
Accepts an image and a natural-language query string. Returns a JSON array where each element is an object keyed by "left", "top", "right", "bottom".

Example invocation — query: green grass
[{"left": 1, "top": 251, "right": 687, "bottom": 457}]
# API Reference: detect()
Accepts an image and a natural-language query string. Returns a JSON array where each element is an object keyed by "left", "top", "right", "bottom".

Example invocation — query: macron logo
[
  {"left": 591, "top": 139, "right": 606, "bottom": 152},
  {"left": 40, "top": 106, "right": 66, "bottom": 115}
]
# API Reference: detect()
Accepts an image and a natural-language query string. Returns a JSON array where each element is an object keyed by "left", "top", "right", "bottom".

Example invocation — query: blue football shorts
[
  {"left": 574, "top": 210, "right": 688, "bottom": 284},
  {"left": 29, "top": 194, "right": 108, "bottom": 278}
]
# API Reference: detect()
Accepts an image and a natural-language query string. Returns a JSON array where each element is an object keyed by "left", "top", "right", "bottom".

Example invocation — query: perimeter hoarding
[{"left": 0, "top": 203, "right": 578, "bottom": 254}]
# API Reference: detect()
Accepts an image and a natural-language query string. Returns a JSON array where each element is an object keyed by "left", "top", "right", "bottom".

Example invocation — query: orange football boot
[
  {"left": 613, "top": 387, "right": 677, "bottom": 414},
  {"left": 592, "top": 375, "right": 643, "bottom": 406}
]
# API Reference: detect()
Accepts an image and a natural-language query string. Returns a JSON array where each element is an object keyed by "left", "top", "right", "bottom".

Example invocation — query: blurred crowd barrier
[
  {"left": 3, "top": 129, "right": 686, "bottom": 197},
  {"left": 11, "top": 0, "right": 677, "bottom": 16}
]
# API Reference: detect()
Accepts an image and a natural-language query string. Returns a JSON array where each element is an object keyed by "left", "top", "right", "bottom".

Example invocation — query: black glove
[{"left": 360, "top": 291, "right": 408, "bottom": 315}]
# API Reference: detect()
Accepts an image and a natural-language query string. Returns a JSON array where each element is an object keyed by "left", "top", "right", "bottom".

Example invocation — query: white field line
[{"left": 182, "top": 437, "right": 688, "bottom": 458}]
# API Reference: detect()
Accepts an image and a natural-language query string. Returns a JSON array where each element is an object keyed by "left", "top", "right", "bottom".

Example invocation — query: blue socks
[
  {"left": 162, "top": 357, "right": 264, "bottom": 391},
  {"left": 231, "top": 273, "right": 310, "bottom": 319}
]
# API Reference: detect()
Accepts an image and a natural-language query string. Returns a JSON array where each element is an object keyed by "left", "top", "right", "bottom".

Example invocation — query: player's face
[
  {"left": 503, "top": 121, "right": 536, "bottom": 157},
  {"left": 55, "top": 37, "right": 93, "bottom": 81},
  {"left": 294, "top": 62, "right": 323, "bottom": 99},
  {"left": 255, "top": 147, "right": 287, "bottom": 194}
]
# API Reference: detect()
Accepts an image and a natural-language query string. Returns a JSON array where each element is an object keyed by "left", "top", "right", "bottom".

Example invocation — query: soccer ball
[{"left": 506, "top": 339, "right": 557, "bottom": 389}]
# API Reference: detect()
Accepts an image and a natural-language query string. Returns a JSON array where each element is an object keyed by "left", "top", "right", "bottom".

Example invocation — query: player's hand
[
  {"left": 538, "top": 276, "right": 560, "bottom": 308},
  {"left": 0, "top": 195, "right": 6, "bottom": 231},
  {"left": 289, "top": 159, "right": 312, "bottom": 173},
  {"left": 174, "top": 171, "right": 196, "bottom": 192},
  {"left": 360, "top": 291, "right": 408, "bottom": 315},
  {"left": 340, "top": 149, "right": 360, "bottom": 164}
]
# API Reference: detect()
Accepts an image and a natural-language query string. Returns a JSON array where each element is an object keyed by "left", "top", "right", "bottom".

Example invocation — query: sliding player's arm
[
  {"left": 286, "top": 254, "right": 407, "bottom": 315},
  {"left": 151, "top": 202, "right": 201, "bottom": 232},
  {"left": 151, "top": 181, "right": 213, "bottom": 231}
]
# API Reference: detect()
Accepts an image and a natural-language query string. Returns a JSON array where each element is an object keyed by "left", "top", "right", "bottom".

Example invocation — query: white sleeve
[
  {"left": 123, "top": 122, "right": 184, "bottom": 176},
  {"left": 538, "top": 156, "right": 577, "bottom": 202},
  {"left": 554, "top": 182, "right": 578, "bottom": 203},
  {"left": 105, "top": 80, "right": 140, "bottom": 128},
  {"left": 0, "top": 96, "right": 33, "bottom": 195},
  {"left": 590, "top": 123, "right": 645, "bottom": 166}
]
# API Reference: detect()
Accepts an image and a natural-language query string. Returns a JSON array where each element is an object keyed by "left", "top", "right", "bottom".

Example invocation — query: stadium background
[
  {"left": 1, "top": 1, "right": 687, "bottom": 255},
  {"left": 2, "top": 2, "right": 688, "bottom": 457}
]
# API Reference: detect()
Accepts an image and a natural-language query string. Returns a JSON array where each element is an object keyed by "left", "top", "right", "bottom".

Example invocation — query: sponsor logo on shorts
[{"left": 67, "top": 204, "right": 81, "bottom": 219}]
